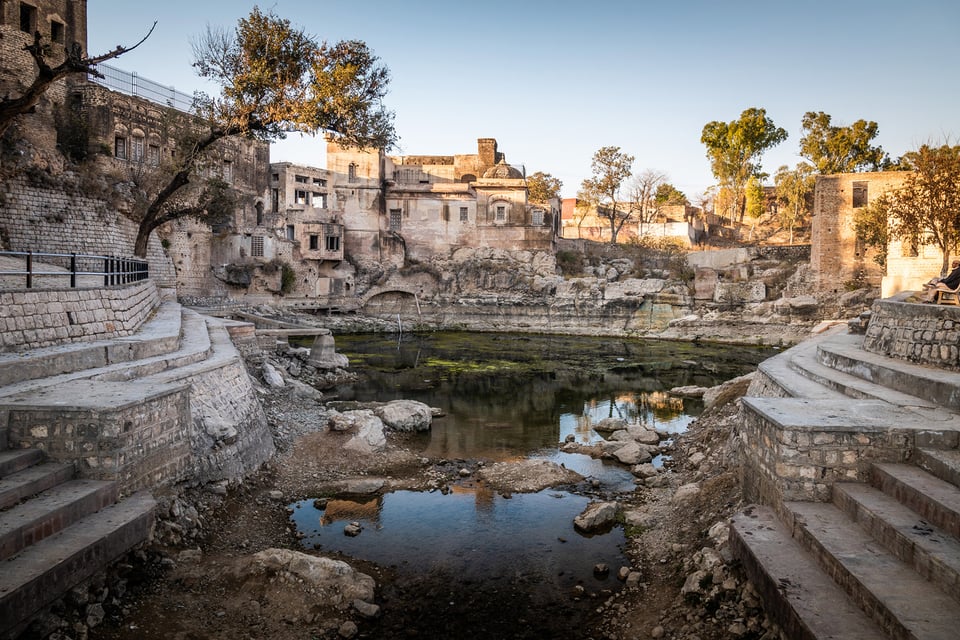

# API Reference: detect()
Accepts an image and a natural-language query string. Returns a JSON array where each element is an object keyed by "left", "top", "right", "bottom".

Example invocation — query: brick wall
[{"left": 0, "top": 279, "right": 160, "bottom": 352}]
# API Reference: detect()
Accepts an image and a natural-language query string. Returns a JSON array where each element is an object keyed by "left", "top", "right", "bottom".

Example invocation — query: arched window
[{"left": 348, "top": 163, "right": 358, "bottom": 183}]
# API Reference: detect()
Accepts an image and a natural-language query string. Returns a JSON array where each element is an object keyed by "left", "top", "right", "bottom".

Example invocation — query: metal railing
[
  {"left": 89, "top": 63, "right": 197, "bottom": 114},
  {"left": 0, "top": 251, "right": 149, "bottom": 289}
]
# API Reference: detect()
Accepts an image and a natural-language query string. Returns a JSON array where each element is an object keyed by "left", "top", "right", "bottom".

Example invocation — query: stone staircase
[
  {"left": 0, "top": 299, "right": 272, "bottom": 638},
  {"left": 731, "top": 326, "right": 960, "bottom": 640}
]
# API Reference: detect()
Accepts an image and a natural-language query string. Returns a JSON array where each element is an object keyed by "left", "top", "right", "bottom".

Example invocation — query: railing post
[
  {"left": 70, "top": 253, "right": 77, "bottom": 288},
  {"left": 103, "top": 256, "right": 109, "bottom": 286},
  {"left": 26, "top": 251, "right": 32, "bottom": 289}
]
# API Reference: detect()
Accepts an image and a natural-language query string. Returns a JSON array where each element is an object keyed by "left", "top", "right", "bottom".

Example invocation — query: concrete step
[
  {"left": 0, "top": 479, "right": 117, "bottom": 561},
  {"left": 729, "top": 505, "right": 887, "bottom": 640},
  {"left": 789, "top": 500, "right": 960, "bottom": 639},
  {"left": 916, "top": 449, "right": 960, "bottom": 488},
  {"left": 0, "top": 491, "right": 155, "bottom": 640},
  {"left": 0, "top": 449, "right": 44, "bottom": 478},
  {"left": 817, "top": 333, "right": 960, "bottom": 412},
  {"left": 0, "top": 300, "right": 181, "bottom": 388},
  {"left": 0, "top": 307, "right": 210, "bottom": 401},
  {"left": 0, "top": 462, "right": 74, "bottom": 510},
  {"left": 754, "top": 337, "right": 848, "bottom": 400},
  {"left": 871, "top": 463, "right": 960, "bottom": 538},
  {"left": 833, "top": 481, "right": 960, "bottom": 599}
]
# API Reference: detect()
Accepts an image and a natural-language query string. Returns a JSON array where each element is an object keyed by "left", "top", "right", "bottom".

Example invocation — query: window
[
  {"left": 348, "top": 163, "right": 358, "bottom": 183},
  {"left": 131, "top": 136, "right": 144, "bottom": 163},
  {"left": 286, "top": 225, "right": 295, "bottom": 240},
  {"left": 19, "top": 3, "right": 36, "bottom": 34},
  {"left": 294, "top": 190, "right": 308, "bottom": 205},
  {"left": 852, "top": 181, "right": 868, "bottom": 208},
  {"left": 389, "top": 209, "right": 402, "bottom": 231},
  {"left": 114, "top": 136, "right": 127, "bottom": 159},
  {"left": 459, "top": 207, "right": 468, "bottom": 222},
  {"left": 313, "top": 177, "right": 327, "bottom": 187},
  {"left": 325, "top": 234, "right": 340, "bottom": 252},
  {"left": 255, "top": 202, "right": 264, "bottom": 226},
  {"left": 309, "top": 235, "right": 319, "bottom": 250},
  {"left": 50, "top": 20, "right": 64, "bottom": 43},
  {"left": 272, "top": 189, "right": 280, "bottom": 213},
  {"left": 251, "top": 235, "right": 264, "bottom": 257},
  {"left": 312, "top": 192, "right": 326, "bottom": 208},
  {"left": 222, "top": 160, "right": 232, "bottom": 182},
  {"left": 271, "top": 173, "right": 279, "bottom": 182},
  {"left": 532, "top": 209, "right": 544, "bottom": 226},
  {"left": 495, "top": 205, "right": 506, "bottom": 222},
  {"left": 147, "top": 144, "right": 160, "bottom": 166},
  {"left": 295, "top": 174, "right": 309, "bottom": 184}
]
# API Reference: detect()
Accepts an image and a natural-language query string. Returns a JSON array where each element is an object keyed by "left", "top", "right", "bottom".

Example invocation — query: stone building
[
  {"left": 809, "top": 171, "right": 916, "bottom": 297},
  {"left": 328, "top": 136, "right": 559, "bottom": 266}
]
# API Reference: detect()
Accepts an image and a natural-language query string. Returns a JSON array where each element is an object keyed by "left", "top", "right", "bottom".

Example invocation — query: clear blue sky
[{"left": 87, "top": 1, "right": 960, "bottom": 199}]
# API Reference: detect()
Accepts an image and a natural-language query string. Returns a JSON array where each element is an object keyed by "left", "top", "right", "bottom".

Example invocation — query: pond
[{"left": 289, "top": 332, "right": 776, "bottom": 638}]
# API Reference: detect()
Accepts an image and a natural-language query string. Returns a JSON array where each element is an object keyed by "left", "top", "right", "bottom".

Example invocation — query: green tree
[
  {"left": 861, "top": 143, "right": 960, "bottom": 275},
  {"left": 773, "top": 163, "right": 815, "bottom": 244},
  {"left": 799, "top": 111, "right": 889, "bottom": 174},
  {"left": 527, "top": 171, "right": 563, "bottom": 204},
  {"left": 654, "top": 183, "right": 688, "bottom": 207},
  {"left": 700, "top": 107, "right": 787, "bottom": 225},
  {"left": 580, "top": 146, "right": 634, "bottom": 244},
  {"left": 744, "top": 176, "right": 766, "bottom": 223},
  {"left": 0, "top": 25, "right": 154, "bottom": 139},
  {"left": 133, "top": 7, "right": 396, "bottom": 257}
]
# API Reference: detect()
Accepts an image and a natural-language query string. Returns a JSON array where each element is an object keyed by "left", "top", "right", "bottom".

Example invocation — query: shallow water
[{"left": 290, "top": 332, "right": 775, "bottom": 637}]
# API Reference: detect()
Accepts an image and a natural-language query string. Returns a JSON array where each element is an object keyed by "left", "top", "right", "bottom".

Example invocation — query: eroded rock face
[{"left": 245, "top": 549, "right": 375, "bottom": 608}]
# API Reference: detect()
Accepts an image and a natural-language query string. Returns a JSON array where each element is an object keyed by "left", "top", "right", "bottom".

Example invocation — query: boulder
[
  {"left": 343, "top": 415, "right": 387, "bottom": 454},
  {"left": 612, "top": 441, "right": 654, "bottom": 465},
  {"left": 574, "top": 501, "right": 618, "bottom": 533},
  {"left": 261, "top": 362, "right": 285, "bottom": 388},
  {"left": 373, "top": 400, "right": 433, "bottom": 432},
  {"left": 246, "top": 549, "right": 375, "bottom": 607},
  {"left": 592, "top": 417, "right": 628, "bottom": 433},
  {"left": 672, "top": 482, "right": 701, "bottom": 505},
  {"left": 627, "top": 425, "right": 660, "bottom": 445}
]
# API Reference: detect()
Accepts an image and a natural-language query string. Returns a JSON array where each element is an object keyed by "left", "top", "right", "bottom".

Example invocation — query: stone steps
[
  {"left": 0, "top": 461, "right": 74, "bottom": 510},
  {"left": 0, "top": 491, "right": 155, "bottom": 640},
  {"left": 0, "top": 299, "right": 182, "bottom": 388},
  {"left": 870, "top": 462, "right": 960, "bottom": 538},
  {"left": 0, "top": 479, "right": 118, "bottom": 560}
]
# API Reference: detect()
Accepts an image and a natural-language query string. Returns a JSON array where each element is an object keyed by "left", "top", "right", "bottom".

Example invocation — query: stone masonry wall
[
  {"left": 862, "top": 296, "right": 960, "bottom": 371},
  {"left": 738, "top": 399, "right": 915, "bottom": 506},
  {"left": 0, "top": 176, "right": 176, "bottom": 286},
  {"left": 0, "top": 279, "right": 159, "bottom": 352}
]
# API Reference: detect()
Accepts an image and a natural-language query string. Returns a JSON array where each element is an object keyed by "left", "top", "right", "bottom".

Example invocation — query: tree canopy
[
  {"left": 773, "top": 163, "right": 815, "bottom": 244},
  {"left": 0, "top": 24, "right": 154, "bottom": 138},
  {"left": 799, "top": 111, "right": 889, "bottom": 174},
  {"left": 579, "top": 146, "right": 634, "bottom": 244},
  {"left": 855, "top": 143, "right": 960, "bottom": 275},
  {"left": 700, "top": 107, "right": 787, "bottom": 225},
  {"left": 133, "top": 7, "right": 396, "bottom": 256},
  {"left": 526, "top": 171, "right": 563, "bottom": 204}
]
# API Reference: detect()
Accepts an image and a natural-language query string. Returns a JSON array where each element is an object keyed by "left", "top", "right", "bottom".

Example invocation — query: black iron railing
[{"left": 0, "top": 251, "right": 149, "bottom": 289}]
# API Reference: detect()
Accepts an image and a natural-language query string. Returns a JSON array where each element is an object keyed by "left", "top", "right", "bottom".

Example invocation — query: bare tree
[
  {"left": 0, "top": 24, "right": 155, "bottom": 138},
  {"left": 626, "top": 169, "right": 667, "bottom": 235}
]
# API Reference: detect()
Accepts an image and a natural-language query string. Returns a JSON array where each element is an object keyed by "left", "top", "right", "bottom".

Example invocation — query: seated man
[{"left": 921, "top": 259, "right": 960, "bottom": 301}]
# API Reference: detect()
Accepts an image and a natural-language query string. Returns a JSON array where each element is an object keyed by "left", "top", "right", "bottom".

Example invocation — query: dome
[{"left": 482, "top": 160, "right": 524, "bottom": 180}]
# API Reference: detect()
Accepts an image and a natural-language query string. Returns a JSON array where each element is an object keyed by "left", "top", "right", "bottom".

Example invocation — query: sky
[{"left": 86, "top": 1, "right": 960, "bottom": 200}]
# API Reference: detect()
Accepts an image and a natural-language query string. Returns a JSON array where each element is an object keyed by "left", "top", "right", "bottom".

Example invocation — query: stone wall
[
  {"left": 0, "top": 175, "right": 176, "bottom": 286},
  {"left": 862, "top": 295, "right": 960, "bottom": 370},
  {"left": 0, "top": 279, "right": 160, "bottom": 352}
]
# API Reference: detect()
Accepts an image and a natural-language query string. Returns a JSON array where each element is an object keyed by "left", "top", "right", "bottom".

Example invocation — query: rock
[
  {"left": 475, "top": 459, "right": 583, "bottom": 493},
  {"left": 288, "top": 379, "right": 323, "bottom": 401},
  {"left": 593, "top": 563, "right": 609, "bottom": 577},
  {"left": 622, "top": 507, "right": 657, "bottom": 529},
  {"left": 672, "top": 483, "right": 701, "bottom": 505},
  {"left": 627, "top": 426, "right": 661, "bottom": 445},
  {"left": 261, "top": 362, "right": 285, "bottom": 388},
  {"left": 458, "top": 468, "right": 471, "bottom": 477},
  {"left": 267, "top": 490, "right": 285, "bottom": 501},
  {"left": 592, "top": 418, "right": 628, "bottom": 433},
  {"left": 574, "top": 501, "right": 618, "bottom": 533},
  {"left": 353, "top": 599, "right": 381, "bottom": 619},
  {"left": 681, "top": 569, "right": 711, "bottom": 599},
  {"left": 344, "top": 522, "right": 362, "bottom": 537},
  {"left": 373, "top": 400, "right": 433, "bottom": 432},
  {"left": 625, "top": 571, "right": 642, "bottom": 586},
  {"left": 343, "top": 415, "right": 387, "bottom": 454},
  {"left": 617, "top": 566, "right": 631, "bottom": 581},
  {"left": 612, "top": 441, "right": 653, "bottom": 465},
  {"left": 651, "top": 625, "right": 665, "bottom": 638},
  {"left": 338, "top": 620, "right": 359, "bottom": 638},
  {"left": 702, "top": 373, "right": 754, "bottom": 408},
  {"left": 688, "top": 451, "right": 706, "bottom": 467},
  {"left": 631, "top": 463, "right": 658, "bottom": 478},
  {"left": 85, "top": 603, "right": 105, "bottom": 628},
  {"left": 247, "top": 549, "right": 376, "bottom": 607},
  {"left": 342, "top": 478, "right": 385, "bottom": 494},
  {"left": 707, "top": 521, "right": 729, "bottom": 548},
  {"left": 669, "top": 385, "right": 708, "bottom": 398}
]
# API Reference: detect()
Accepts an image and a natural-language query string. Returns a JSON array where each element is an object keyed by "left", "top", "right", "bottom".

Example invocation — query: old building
[
  {"left": 809, "top": 172, "right": 911, "bottom": 297},
  {"left": 328, "top": 137, "right": 559, "bottom": 266}
]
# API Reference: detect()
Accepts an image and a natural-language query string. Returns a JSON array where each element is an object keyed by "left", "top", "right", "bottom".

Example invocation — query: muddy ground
[{"left": 69, "top": 379, "right": 778, "bottom": 640}]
